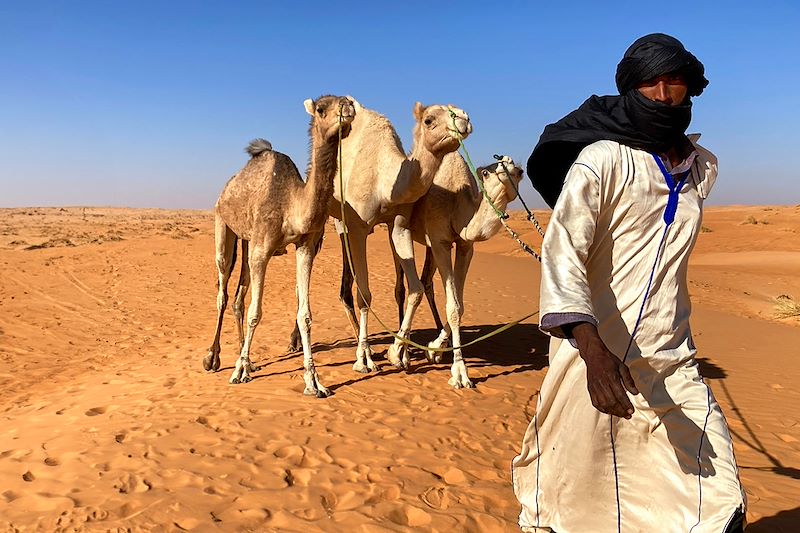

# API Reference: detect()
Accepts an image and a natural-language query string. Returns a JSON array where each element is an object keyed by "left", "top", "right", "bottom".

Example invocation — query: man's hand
[{"left": 569, "top": 322, "right": 639, "bottom": 419}]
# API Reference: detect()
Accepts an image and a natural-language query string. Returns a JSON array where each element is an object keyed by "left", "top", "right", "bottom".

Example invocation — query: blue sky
[{"left": 1, "top": 1, "right": 797, "bottom": 208}]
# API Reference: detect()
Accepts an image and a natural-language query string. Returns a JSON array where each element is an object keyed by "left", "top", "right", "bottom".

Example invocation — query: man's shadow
[
  {"left": 698, "top": 357, "right": 800, "bottom": 481},
  {"left": 745, "top": 507, "right": 800, "bottom": 532}
]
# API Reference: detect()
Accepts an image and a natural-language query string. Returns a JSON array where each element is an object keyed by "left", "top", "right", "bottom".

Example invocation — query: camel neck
[
  {"left": 304, "top": 136, "right": 338, "bottom": 207},
  {"left": 464, "top": 182, "right": 509, "bottom": 242},
  {"left": 388, "top": 140, "right": 444, "bottom": 205}
]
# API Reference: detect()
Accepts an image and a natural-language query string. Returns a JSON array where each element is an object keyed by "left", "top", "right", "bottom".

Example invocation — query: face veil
[{"left": 527, "top": 33, "right": 708, "bottom": 208}]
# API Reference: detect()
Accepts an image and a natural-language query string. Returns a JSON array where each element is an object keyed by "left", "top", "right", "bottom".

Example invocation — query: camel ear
[
  {"left": 303, "top": 99, "right": 315, "bottom": 116},
  {"left": 413, "top": 102, "right": 426, "bottom": 121}
]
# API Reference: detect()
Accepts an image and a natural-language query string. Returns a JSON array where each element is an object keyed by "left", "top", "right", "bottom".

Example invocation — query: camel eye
[
  {"left": 482, "top": 170, "right": 489, "bottom": 178},
  {"left": 424, "top": 117, "right": 433, "bottom": 126},
  {"left": 316, "top": 106, "right": 325, "bottom": 114}
]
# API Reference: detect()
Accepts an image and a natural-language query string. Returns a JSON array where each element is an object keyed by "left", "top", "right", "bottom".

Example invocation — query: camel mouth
[{"left": 446, "top": 119, "right": 472, "bottom": 140}]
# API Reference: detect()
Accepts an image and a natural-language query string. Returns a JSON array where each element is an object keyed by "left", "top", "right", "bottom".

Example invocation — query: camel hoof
[
  {"left": 304, "top": 387, "right": 331, "bottom": 398},
  {"left": 352, "top": 362, "right": 371, "bottom": 374},
  {"left": 230, "top": 377, "right": 240, "bottom": 385},
  {"left": 425, "top": 351, "right": 443, "bottom": 364},
  {"left": 203, "top": 353, "right": 219, "bottom": 372},
  {"left": 240, "top": 375, "right": 252, "bottom": 384}
]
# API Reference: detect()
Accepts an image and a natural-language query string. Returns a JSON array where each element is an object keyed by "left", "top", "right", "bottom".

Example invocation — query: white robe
[{"left": 512, "top": 139, "right": 746, "bottom": 533}]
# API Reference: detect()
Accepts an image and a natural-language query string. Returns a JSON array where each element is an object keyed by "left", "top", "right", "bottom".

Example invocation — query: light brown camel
[
  {"left": 203, "top": 95, "right": 355, "bottom": 396},
  {"left": 394, "top": 155, "right": 524, "bottom": 387},
  {"left": 325, "top": 98, "right": 472, "bottom": 373}
]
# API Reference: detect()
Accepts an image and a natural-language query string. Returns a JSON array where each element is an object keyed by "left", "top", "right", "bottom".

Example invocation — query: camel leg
[
  {"left": 230, "top": 244, "right": 270, "bottom": 384},
  {"left": 421, "top": 246, "right": 444, "bottom": 332},
  {"left": 296, "top": 233, "right": 330, "bottom": 397},
  {"left": 287, "top": 230, "right": 324, "bottom": 353},
  {"left": 348, "top": 228, "right": 377, "bottom": 373},
  {"left": 388, "top": 229, "right": 406, "bottom": 328},
  {"left": 429, "top": 242, "right": 472, "bottom": 388},
  {"left": 386, "top": 217, "right": 424, "bottom": 370},
  {"left": 450, "top": 242, "right": 474, "bottom": 388},
  {"left": 233, "top": 240, "right": 250, "bottom": 353},
  {"left": 338, "top": 231, "right": 361, "bottom": 338},
  {"left": 204, "top": 216, "right": 237, "bottom": 372}
]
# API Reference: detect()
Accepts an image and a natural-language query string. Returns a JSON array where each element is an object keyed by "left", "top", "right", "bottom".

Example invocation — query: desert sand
[{"left": 0, "top": 205, "right": 798, "bottom": 532}]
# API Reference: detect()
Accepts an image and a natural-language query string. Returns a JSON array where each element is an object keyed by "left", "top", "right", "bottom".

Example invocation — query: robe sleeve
[{"left": 539, "top": 142, "right": 613, "bottom": 338}]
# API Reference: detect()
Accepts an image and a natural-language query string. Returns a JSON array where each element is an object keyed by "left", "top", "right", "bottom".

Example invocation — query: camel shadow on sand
[{"left": 262, "top": 322, "right": 550, "bottom": 391}]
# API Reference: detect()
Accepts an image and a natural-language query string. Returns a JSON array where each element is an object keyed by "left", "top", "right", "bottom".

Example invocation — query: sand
[{"left": 0, "top": 205, "right": 798, "bottom": 532}]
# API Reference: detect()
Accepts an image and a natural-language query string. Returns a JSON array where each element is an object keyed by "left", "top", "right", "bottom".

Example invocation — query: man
[{"left": 512, "top": 34, "right": 746, "bottom": 532}]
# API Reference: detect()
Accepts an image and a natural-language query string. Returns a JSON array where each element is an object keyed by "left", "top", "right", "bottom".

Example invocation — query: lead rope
[{"left": 335, "top": 105, "right": 538, "bottom": 354}]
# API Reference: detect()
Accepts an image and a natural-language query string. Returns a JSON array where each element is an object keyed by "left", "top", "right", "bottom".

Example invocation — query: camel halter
[{"left": 335, "top": 105, "right": 538, "bottom": 354}]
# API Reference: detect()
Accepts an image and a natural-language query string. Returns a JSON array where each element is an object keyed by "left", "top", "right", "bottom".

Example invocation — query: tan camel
[
  {"left": 326, "top": 98, "right": 472, "bottom": 373},
  {"left": 400, "top": 155, "right": 524, "bottom": 388},
  {"left": 203, "top": 95, "right": 355, "bottom": 396}
]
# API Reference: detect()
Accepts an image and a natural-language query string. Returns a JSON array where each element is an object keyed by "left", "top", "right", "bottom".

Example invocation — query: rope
[
  {"left": 493, "top": 154, "right": 546, "bottom": 238},
  {"left": 334, "top": 105, "right": 539, "bottom": 353},
  {"left": 447, "top": 109, "right": 543, "bottom": 262}
]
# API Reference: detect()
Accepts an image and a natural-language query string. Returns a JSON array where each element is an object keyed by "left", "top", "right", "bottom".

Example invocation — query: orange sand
[{"left": 0, "top": 206, "right": 798, "bottom": 532}]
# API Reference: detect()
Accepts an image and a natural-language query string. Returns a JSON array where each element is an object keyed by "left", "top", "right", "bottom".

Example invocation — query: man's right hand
[{"left": 569, "top": 322, "right": 639, "bottom": 419}]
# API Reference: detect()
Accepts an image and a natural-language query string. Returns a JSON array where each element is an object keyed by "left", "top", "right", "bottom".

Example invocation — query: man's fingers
[
  {"left": 608, "top": 378, "right": 634, "bottom": 418},
  {"left": 619, "top": 363, "right": 639, "bottom": 395}
]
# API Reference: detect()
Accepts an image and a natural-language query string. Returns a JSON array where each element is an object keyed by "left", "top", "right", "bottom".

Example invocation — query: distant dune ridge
[{"left": 0, "top": 206, "right": 798, "bottom": 531}]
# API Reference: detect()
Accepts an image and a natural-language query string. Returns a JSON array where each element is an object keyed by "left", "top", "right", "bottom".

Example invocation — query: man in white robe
[{"left": 512, "top": 34, "right": 746, "bottom": 533}]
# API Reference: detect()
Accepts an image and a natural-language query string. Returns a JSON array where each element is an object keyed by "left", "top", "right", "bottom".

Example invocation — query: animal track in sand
[
  {"left": 84, "top": 406, "right": 106, "bottom": 416},
  {"left": 44, "top": 457, "right": 60, "bottom": 466},
  {"left": 22, "top": 470, "right": 35, "bottom": 481}
]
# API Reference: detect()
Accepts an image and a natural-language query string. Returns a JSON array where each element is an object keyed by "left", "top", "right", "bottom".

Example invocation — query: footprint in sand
[
  {"left": 85, "top": 406, "right": 107, "bottom": 416},
  {"left": 44, "top": 457, "right": 60, "bottom": 466},
  {"left": 388, "top": 504, "right": 432, "bottom": 527},
  {"left": 22, "top": 470, "right": 35, "bottom": 482},
  {"left": 113, "top": 473, "right": 152, "bottom": 494}
]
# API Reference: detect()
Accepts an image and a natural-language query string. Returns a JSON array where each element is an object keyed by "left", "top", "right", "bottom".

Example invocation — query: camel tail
[{"left": 245, "top": 138, "right": 273, "bottom": 158}]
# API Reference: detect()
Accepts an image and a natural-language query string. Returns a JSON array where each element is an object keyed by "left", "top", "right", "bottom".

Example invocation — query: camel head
[
  {"left": 412, "top": 103, "right": 472, "bottom": 156},
  {"left": 304, "top": 95, "right": 356, "bottom": 143},
  {"left": 478, "top": 156, "right": 524, "bottom": 203}
]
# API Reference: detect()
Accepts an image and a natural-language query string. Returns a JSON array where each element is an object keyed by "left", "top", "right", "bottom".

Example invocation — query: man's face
[{"left": 636, "top": 73, "right": 688, "bottom": 106}]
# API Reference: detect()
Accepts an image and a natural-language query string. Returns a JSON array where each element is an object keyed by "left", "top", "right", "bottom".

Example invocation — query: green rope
[{"left": 335, "top": 107, "right": 539, "bottom": 353}]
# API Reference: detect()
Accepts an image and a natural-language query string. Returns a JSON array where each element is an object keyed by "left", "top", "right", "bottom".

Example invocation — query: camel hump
[{"left": 245, "top": 138, "right": 273, "bottom": 158}]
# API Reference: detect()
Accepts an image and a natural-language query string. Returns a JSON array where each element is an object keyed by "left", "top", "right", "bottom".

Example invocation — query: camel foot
[
  {"left": 426, "top": 338, "right": 448, "bottom": 364},
  {"left": 304, "top": 386, "right": 332, "bottom": 398},
  {"left": 448, "top": 361, "right": 474, "bottom": 389},
  {"left": 387, "top": 343, "right": 410, "bottom": 371},
  {"left": 354, "top": 343, "right": 377, "bottom": 373},
  {"left": 230, "top": 359, "right": 253, "bottom": 384},
  {"left": 352, "top": 361, "right": 372, "bottom": 374},
  {"left": 203, "top": 351, "right": 220, "bottom": 372}
]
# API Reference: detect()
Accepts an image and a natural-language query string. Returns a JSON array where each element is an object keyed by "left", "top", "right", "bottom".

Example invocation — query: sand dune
[{"left": 0, "top": 206, "right": 798, "bottom": 532}]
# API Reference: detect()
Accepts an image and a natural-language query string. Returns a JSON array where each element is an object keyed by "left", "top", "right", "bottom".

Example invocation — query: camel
[
  {"left": 328, "top": 154, "right": 524, "bottom": 386},
  {"left": 388, "top": 155, "right": 524, "bottom": 387},
  {"left": 321, "top": 98, "right": 472, "bottom": 373},
  {"left": 203, "top": 95, "right": 356, "bottom": 397}
]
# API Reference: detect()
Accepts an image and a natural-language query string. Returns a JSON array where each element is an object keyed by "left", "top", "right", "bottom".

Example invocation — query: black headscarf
[{"left": 528, "top": 33, "right": 708, "bottom": 208}]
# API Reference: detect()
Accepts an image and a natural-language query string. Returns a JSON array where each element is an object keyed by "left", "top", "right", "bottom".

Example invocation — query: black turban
[
  {"left": 528, "top": 33, "right": 708, "bottom": 208},
  {"left": 616, "top": 33, "right": 708, "bottom": 97}
]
